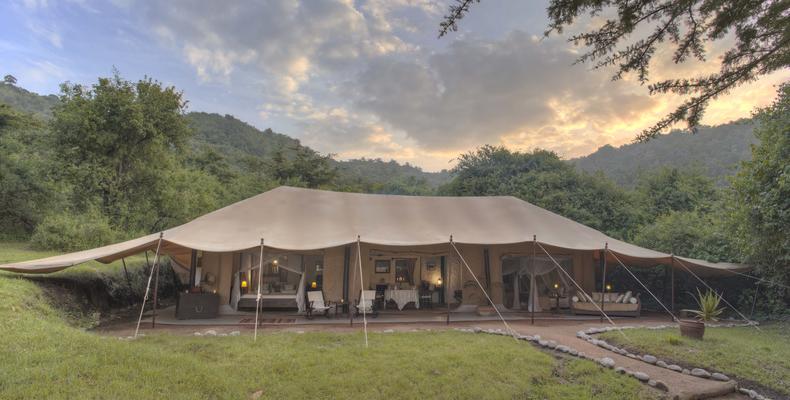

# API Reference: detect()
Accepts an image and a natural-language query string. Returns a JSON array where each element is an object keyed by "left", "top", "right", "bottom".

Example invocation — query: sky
[{"left": 1, "top": 0, "right": 787, "bottom": 171}]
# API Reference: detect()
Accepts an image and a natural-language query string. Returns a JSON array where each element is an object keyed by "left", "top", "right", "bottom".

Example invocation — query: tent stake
[
  {"left": 254, "top": 239, "right": 265, "bottom": 341},
  {"left": 356, "top": 236, "right": 368, "bottom": 348},
  {"left": 450, "top": 237, "right": 517, "bottom": 340},
  {"left": 135, "top": 232, "right": 163, "bottom": 338}
]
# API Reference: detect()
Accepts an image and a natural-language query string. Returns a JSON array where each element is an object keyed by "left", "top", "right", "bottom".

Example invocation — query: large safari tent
[{"left": 0, "top": 186, "right": 748, "bottom": 324}]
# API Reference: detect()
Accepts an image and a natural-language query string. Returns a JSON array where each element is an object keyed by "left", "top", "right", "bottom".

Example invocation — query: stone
[
  {"left": 556, "top": 345, "right": 569, "bottom": 353},
  {"left": 382, "top": 329, "right": 394, "bottom": 333},
  {"left": 599, "top": 357, "right": 615, "bottom": 368},
  {"left": 691, "top": 368, "right": 711, "bottom": 378},
  {"left": 614, "top": 367, "right": 626, "bottom": 374},
  {"left": 538, "top": 340, "right": 549, "bottom": 347},
  {"left": 711, "top": 372, "right": 729, "bottom": 381},
  {"left": 633, "top": 372, "right": 650, "bottom": 382},
  {"left": 194, "top": 332, "right": 203, "bottom": 336},
  {"left": 627, "top": 353, "right": 638, "bottom": 359},
  {"left": 667, "top": 364, "right": 683, "bottom": 372},
  {"left": 569, "top": 349, "right": 578, "bottom": 356},
  {"left": 642, "top": 355, "right": 657, "bottom": 364},
  {"left": 296, "top": 330, "right": 305, "bottom": 334},
  {"left": 656, "top": 360, "right": 668, "bottom": 368},
  {"left": 682, "top": 369, "right": 691, "bottom": 375},
  {"left": 647, "top": 379, "right": 657, "bottom": 387},
  {"left": 473, "top": 327, "right": 483, "bottom": 333},
  {"left": 204, "top": 330, "right": 217, "bottom": 336},
  {"left": 219, "top": 333, "right": 228, "bottom": 337},
  {"left": 546, "top": 340, "right": 557, "bottom": 349},
  {"left": 654, "top": 381, "right": 669, "bottom": 392},
  {"left": 533, "top": 335, "right": 541, "bottom": 340},
  {"left": 229, "top": 331, "right": 240, "bottom": 336}
]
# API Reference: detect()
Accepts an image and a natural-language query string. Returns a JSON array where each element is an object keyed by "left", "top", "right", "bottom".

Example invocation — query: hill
[
  {"left": 572, "top": 121, "right": 757, "bottom": 187},
  {"left": 0, "top": 83, "right": 59, "bottom": 119},
  {"left": 0, "top": 83, "right": 450, "bottom": 189}
]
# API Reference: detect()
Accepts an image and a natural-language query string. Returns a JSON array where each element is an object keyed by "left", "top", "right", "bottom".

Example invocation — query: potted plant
[{"left": 679, "top": 289, "right": 724, "bottom": 339}]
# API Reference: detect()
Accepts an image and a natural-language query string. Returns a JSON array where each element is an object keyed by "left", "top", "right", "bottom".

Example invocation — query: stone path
[{"left": 504, "top": 320, "right": 740, "bottom": 400}]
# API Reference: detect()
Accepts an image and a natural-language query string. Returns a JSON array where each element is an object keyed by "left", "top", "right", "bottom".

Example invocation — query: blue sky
[{"left": 1, "top": 0, "right": 786, "bottom": 171}]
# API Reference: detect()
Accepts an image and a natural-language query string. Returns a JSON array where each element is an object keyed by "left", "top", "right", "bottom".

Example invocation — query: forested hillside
[{"left": 573, "top": 121, "right": 757, "bottom": 187}]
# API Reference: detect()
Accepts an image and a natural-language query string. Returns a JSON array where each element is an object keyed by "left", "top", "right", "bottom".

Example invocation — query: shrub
[{"left": 30, "top": 210, "right": 119, "bottom": 252}]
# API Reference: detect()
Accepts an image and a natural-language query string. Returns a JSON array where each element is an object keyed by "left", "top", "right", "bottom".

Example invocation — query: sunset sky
[{"left": 2, "top": 0, "right": 787, "bottom": 171}]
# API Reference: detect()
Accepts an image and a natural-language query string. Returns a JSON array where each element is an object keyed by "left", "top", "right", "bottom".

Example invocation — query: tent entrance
[{"left": 501, "top": 255, "right": 575, "bottom": 312}]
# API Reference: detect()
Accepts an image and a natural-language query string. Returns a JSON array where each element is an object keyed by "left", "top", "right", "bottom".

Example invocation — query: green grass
[
  {"left": 0, "top": 242, "right": 660, "bottom": 399},
  {"left": 600, "top": 325, "right": 790, "bottom": 396}
]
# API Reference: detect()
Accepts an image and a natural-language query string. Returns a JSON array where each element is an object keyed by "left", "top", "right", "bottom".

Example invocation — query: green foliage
[
  {"left": 51, "top": 71, "right": 192, "bottom": 233},
  {"left": 0, "top": 82, "right": 59, "bottom": 119},
  {"left": 686, "top": 288, "right": 725, "bottom": 322},
  {"left": 30, "top": 209, "right": 119, "bottom": 252},
  {"left": 728, "top": 82, "right": 790, "bottom": 316},
  {"left": 636, "top": 167, "right": 718, "bottom": 221},
  {"left": 574, "top": 121, "right": 757, "bottom": 187},
  {"left": 0, "top": 104, "right": 61, "bottom": 239},
  {"left": 441, "top": 145, "right": 643, "bottom": 239}
]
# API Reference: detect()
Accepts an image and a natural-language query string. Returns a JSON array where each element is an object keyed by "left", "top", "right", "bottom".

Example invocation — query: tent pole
[
  {"left": 673, "top": 256, "right": 760, "bottom": 331},
  {"left": 356, "top": 236, "right": 368, "bottom": 348},
  {"left": 135, "top": 232, "right": 163, "bottom": 338},
  {"left": 536, "top": 241, "right": 628, "bottom": 340},
  {"left": 600, "top": 244, "right": 607, "bottom": 323},
  {"left": 450, "top": 237, "right": 517, "bottom": 340},
  {"left": 608, "top": 249, "right": 677, "bottom": 321},
  {"left": 121, "top": 257, "right": 132, "bottom": 292},
  {"left": 670, "top": 257, "right": 675, "bottom": 313},
  {"left": 254, "top": 239, "right": 264, "bottom": 342},
  {"left": 531, "top": 235, "right": 536, "bottom": 325},
  {"left": 446, "top": 241, "right": 451, "bottom": 325},
  {"left": 152, "top": 258, "right": 160, "bottom": 328},
  {"left": 750, "top": 282, "right": 760, "bottom": 319}
]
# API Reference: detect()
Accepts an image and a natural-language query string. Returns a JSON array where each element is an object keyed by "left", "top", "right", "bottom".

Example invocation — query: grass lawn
[
  {"left": 600, "top": 325, "right": 790, "bottom": 396},
  {"left": 0, "top": 242, "right": 660, "bottom": 400}
]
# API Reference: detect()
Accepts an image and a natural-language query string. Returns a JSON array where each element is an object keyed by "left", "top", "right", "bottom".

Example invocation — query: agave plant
[{"left": 687, "top": 288, "right": 724, "bottom": 322}]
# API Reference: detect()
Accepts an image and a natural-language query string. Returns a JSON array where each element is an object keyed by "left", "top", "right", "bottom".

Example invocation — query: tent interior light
[
  {"left": 437, "top": 278, "right": 442, "bottom": 286},
  {"left": 311, "top": 281, "right": 317, "bottom": 289},
  {"left": 553, "top": 283, "right": 559, "bottom": 289},
  {"left": 241, "top": 280, "right": 248, "bottom": 288},
  {"left": 605, "top": 284, "right": 612, "bottom": 291},
  {"left": 273, "top": 259, "right": 278, "bottom": 265}
]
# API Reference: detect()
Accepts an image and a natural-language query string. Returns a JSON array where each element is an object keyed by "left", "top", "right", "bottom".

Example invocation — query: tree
[
  {"left": 265, "top": 145, "right": 338, "bottom": 188},
  {"left": 3, "top": 74, "right": 17, "bottom": 85},
  {"left": 50, "top": 71, "right": 192, "bottom": 233},
  {"left": 439, "top": 0, "right": 789, "bottom": 140},
  {"left": 440, "top": 145, "right": 643, "bottom": 239},
  {"left": 728, "top": 83, "right": 789, "bottom": 314},
  {"left": 635, "top": 167, "right": 718, "bottom": 220}
]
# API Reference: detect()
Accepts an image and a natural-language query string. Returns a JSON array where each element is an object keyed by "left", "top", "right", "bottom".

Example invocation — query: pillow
[
  {"left": 571, "top": 296, "right": 580, "bottom": 303},
  {"left": 622, "top": 291, "right": 633, "bottom": 304},
  {"left": 615, "top": 294, "right": 625, "bottom": 303},
  {"left": 629, "top": 297, "right": 638, "bottom": 304},
  {"left": 592, "top": 293, "right": 602, "bottom": 302}
]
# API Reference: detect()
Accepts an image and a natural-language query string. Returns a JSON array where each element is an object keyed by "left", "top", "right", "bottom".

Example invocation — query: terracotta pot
[{"left": 678, "top": 319, "right": 705, "bottom": 339}]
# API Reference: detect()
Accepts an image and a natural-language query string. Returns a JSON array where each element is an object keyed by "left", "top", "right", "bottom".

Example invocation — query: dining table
[{"left": 384, "top": 288, "right": 419, "bottom": 310}]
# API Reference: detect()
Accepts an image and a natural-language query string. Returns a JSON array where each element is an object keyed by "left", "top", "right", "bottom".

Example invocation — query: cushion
[
  {"left": 622, "top": 291, "right": 633, "bottom": 304},
  {"left": 615, "top": 294, "right": 625, "bottom": 303},
  {"left": 629, "top": 297, "right": 638, "bottom": 304},
  {"left": 571, "top": 296, "right": 579, "bottom": 303},
  {"left": 592, "top": 292, "right": 602, "bottom": 302}
]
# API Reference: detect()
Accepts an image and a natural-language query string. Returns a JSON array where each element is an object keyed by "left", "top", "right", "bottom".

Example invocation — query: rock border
[
  {"left": 579, "top": 323, "right": 772, "bottom": 400},
  {"left": 454, "top": 327, "right": 670, "bottom": 393}
]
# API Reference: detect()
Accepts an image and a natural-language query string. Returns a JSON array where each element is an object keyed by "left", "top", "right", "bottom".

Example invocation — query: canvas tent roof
[{"left": 0, "top": 186, "right": 748, "bottom": 275}]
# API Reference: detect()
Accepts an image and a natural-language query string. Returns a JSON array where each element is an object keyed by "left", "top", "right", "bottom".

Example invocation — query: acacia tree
[{"left": 439, "top": 0, "right": 789, "bottom": 141}]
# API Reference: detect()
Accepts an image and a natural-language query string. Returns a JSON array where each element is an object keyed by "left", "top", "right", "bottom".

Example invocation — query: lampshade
[
  {"left": 311, "top": 281, "right": 317, "bottom": 289},
  {"left": 241, "top": 280, "right": 248, "bottom": 288},
  {"left": 437, "top": 278, "right": 442, "bottom": 286}
]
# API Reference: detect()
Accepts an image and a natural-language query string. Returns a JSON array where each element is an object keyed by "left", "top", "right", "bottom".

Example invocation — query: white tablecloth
[{"left": 385, "top": 289, "right": 419, "bottom": 310}]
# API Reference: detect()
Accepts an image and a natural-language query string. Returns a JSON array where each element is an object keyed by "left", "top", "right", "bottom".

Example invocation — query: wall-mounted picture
[{"left": 374, "top": 259, "right": 390, "bottom": 273}]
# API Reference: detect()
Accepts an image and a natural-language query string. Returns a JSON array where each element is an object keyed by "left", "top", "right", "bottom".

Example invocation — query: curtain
[{"left": 502, "top": 256, "right": 560, "bottom": 311}]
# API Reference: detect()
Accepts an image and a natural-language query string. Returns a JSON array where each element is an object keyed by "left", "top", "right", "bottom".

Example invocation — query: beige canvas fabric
[{"left": 0, "top": 186, "right": 748, "bottom": 275}]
